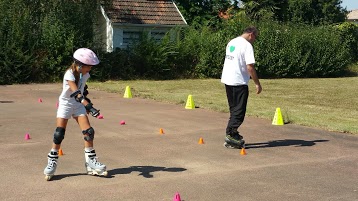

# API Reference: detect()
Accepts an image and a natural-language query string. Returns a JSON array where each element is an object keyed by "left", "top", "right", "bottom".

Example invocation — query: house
[
  {"left": 98, "top": 0, "right": 187, "bottom": 52},
  {"left": 347, "top": 9, "right": 358, "bottom": 24}
]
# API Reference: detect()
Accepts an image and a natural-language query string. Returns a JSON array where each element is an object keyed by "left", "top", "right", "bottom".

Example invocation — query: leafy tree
[
  {"left": 237, "top": 0, "right": 348, "bottom": 25},
  {"left": 173, "top": 0, "right": 232, "bottom": 28},
  {"left": 239, "top": 0, "right": 288, "bottom": 21}
]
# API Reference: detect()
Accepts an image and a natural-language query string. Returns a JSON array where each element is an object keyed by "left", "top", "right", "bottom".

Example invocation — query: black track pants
[{"left": 225, "top": 84, "right": 249, "bottom": 135}]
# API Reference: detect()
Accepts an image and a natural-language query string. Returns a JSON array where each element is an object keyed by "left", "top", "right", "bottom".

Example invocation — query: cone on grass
[
  {"left": 159, "top": 128, "right": 164, "bottom": 134},
  {"left": 185, "top": 95, "right": 195, "bottom": 109},
  {"left": 272, "top": 107, "right": 284, "bottom": 126},
  {"left": 25, "top": 133, "right": 30, "bottom": 140},
  {"left": 240, "top": 148, "right": 247, "bottom": 155},
  {"left": 120, "top": 120, "right": 126, "bottom": 125},
  {"left": 198, "top": 137, "right": 204, "bottom": 144},
  {"left": 173, "top": 192, "right": 181, "bottom": 201},
  {"left": 58, "top": 148, "right": 64, "bottom": 156},
  {"left": 123, "top": 86, "right": 132, "bottom": 98}
]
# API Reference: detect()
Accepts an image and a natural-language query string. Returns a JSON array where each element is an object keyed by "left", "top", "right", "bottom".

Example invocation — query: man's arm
[{"left": 247, "top": 64, "right": 262, "bottom": 94}]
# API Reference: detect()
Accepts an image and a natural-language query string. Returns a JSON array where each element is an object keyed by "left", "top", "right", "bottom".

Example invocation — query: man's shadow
[
  {"left": 108, "top": 166, "right": 187, "bottom": 178},
  {"left": 245, "top": 139, "right": 329, "bottom": 149}
]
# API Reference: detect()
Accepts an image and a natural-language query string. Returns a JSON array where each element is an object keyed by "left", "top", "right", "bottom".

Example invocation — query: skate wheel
[
  {"left": 224, "top": 142, "right": 235, "bottom": 149},
  {"left": 102, "top": 171, "right": 108, "bottom": 177},
  {"left": 45, "top": 175, "right": 52, "bottom": 181}
]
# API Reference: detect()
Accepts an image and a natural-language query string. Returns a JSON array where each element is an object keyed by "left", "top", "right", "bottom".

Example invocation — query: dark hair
[{"left": 243, "top": 26, "right": 258, "bottom": 37}]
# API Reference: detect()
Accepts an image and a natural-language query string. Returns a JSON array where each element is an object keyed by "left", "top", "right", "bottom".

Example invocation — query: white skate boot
[
  {"left": 84, "top": 149, "right": 107, "bottom": 177},
  {"left": 44, "top": 151, "right": 58, "bottom": 181}
]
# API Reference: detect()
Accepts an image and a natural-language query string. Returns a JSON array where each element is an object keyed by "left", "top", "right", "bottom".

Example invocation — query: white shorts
[{"left": 57, "top": 103, "right": 86, "bottom": 119}]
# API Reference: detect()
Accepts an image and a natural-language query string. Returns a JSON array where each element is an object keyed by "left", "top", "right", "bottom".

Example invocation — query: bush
[
  {"left": 255, "top": 21, "right": 352, "bottom": 77},
  {"left": 336, "top": 22, "right": 358, "bottom": 62}
]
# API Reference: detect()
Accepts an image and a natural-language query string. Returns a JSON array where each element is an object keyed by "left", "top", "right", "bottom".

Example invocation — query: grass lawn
[{"left": 89, "top": 77, "right": 358, "bottom": 134}]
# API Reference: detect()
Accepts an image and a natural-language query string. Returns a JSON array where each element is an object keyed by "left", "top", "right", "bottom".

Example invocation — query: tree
[
  {"left": 287, "top": 0, "right": 348, "bottom": 25},
  {"left": 237, "top": 0, "right": 348, "bottom": 25},
  {"left": 173, "top": 0, "right": 232, "bottom": 28},
  {"left": 239, "top": 0, "right": 288, "bottom": 21}
]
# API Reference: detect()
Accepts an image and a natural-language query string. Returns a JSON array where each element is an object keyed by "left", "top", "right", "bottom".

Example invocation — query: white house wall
[{"left": 99, "top": 6, "right": 113, "bottom": 52}]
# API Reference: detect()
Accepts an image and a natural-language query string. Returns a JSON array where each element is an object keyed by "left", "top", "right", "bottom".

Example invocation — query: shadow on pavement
[
  {"left": 245, "top": 139, "right": 329, "bottom": 149},
  {"left": 0, "top": 101, "right": 14, "bottom": 103},
  {"left": 50, "top": 173, "right": 87, "bottom": 181},
  {"left": 108, "top": 166, "right": 187, "bottom": 178}
]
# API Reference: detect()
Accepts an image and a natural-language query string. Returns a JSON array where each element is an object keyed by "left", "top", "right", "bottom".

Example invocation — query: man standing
[{"left": 221, "top": 26, "right": 262, "bottom": 149}]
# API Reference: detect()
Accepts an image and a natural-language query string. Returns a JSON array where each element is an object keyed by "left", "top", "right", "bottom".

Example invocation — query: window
[
  {"left": 150, "top": 31, "right": 167, "bottom": 42},
  {"left": 123, "top": 31, "right": 141, "bottom": 45}
]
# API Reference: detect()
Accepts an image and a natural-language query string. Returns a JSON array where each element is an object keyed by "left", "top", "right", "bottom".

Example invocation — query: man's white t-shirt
[
  {"left": 221, "top": 36, "right": 255, "bottom": 86},
  {"left": 58, "top": 69, "right": 90, "bottom": 106}
]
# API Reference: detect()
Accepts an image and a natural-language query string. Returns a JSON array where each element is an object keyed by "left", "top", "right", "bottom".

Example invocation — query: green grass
[{"left": 89, "top": 78, "right": 358, "bottom": 134}]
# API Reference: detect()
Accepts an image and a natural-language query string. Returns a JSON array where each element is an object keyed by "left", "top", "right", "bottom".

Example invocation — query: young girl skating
[{"left": 44, "top": 48, "right": 107, "bottom": 180}]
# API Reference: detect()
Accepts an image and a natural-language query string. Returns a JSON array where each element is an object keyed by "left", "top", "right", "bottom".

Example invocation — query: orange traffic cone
[
  {"left": 240, "top": 148, "right": 246, "bottom": 155},
  {"left": 159, "top": 128, "right": 164, "bottom": 134},
  {"left": 58, "top": 148, "right": 64, "bottom": 156},
  {"left": 198, "top": 137, "right": 204, "bottom": 144}
]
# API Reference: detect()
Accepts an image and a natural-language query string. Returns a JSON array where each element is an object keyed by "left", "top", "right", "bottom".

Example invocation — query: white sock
[
  {"left": 50, "top": 148, "right": 58, "bottom": 153},
  {"left": 85, "top": 147, "right": 94, "bottom": 152}
]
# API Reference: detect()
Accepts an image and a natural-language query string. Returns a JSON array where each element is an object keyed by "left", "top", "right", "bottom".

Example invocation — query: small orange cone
[
  {"left": 240, "top": 148, "right": 246, "bottom": 155},
  {"left": 198, "top": 137, "right": 204, "bottom": 144},
  {"left": 58, "top": 148, "right": 64, "bottom": 156},
  {"left": 159, "top": 128, "right": 164, "bottom": 134}
]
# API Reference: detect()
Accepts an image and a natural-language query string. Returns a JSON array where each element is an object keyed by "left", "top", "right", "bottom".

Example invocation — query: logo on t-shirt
[{"left": 229, "top": 46, "right": 235, "bottom": 53}]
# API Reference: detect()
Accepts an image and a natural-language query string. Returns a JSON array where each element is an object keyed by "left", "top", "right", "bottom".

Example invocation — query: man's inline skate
[
  {"left": 44, "top": 151, "right": 58, "bottom": 181},
  {"left": 224, "top": 132, "right": 245, "bottom": 149},
  {"left": 85, "top": 149, "right": 108, "bottom": 177}
]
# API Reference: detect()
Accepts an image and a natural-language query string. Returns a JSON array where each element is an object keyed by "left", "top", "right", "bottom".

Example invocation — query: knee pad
[
  {"left": 53, "top": 127, "right": 66, "bottom": 145},
  {"left": 82, "top": 127, "right": 95, "bottom": 141}
]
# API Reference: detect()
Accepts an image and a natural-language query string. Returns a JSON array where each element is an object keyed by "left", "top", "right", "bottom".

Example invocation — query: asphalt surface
[{"left": 0, "top": 84, "right": 357, "bottom": 201}]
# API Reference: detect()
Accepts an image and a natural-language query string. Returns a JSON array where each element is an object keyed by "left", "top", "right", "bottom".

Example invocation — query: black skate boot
[{"left": 224, "top": 132, "right": 245, "bottom": 149}]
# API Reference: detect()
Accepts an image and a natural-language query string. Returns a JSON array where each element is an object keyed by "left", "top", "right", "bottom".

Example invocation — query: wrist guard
[
  {"left": 85, "top": 103, "right": 94, "bottom": 111},
  {"left": 70, "top": 90, "right": 84, "bottom": 103},
  {"left": 70, "top": 90, "right": 81, "bottom": 98},
  {"left": 83, "top": 85, "right": 89, "bottom": 97}
]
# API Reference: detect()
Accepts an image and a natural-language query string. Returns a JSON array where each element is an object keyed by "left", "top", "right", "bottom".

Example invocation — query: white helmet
[{"left": 73, "top": 48, "right": 100, "bottom": 66}]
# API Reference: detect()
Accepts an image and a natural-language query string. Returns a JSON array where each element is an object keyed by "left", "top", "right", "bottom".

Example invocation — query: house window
[
  {"left": 150, "top": 31, "right": 167, "bottom": 42},
  {"left": 123, "top": 31, "right": 141, "bottom": 45}
]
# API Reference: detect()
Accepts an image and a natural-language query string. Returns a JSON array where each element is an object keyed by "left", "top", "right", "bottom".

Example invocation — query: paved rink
[{"left": 0, "top": 84, "right": 357, "bottom": 201}]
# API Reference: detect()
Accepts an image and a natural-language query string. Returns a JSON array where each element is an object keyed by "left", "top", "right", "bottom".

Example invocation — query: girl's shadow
[
  {"left": 108, "top": 166, "right": 187, "bottom": 178},
  {"left": 48, "top": 166, "right": 187, "bottom": 181}
]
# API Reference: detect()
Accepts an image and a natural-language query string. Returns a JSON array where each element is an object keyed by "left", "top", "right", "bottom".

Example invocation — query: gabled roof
[
  {"left": 104, "top": 0, "right": 187, "bottom": 26},
  {"left": 347, "top": 9, "right": 358, "bottom": 20}
]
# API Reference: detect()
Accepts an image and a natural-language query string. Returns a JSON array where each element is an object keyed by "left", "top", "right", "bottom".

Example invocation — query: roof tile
[
  {"left": 347, "top": 9, "right": 358, "bottom": 20},
  {"left": 105, "top": 0, "right": 187, "bottom": 25}
]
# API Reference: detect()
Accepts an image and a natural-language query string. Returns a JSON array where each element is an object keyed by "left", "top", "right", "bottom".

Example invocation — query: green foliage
[
  {"left": 0, "top": 0, "right": 356, "bottom": 83},
  {"left": 195, "top": 27, "right": 228, "bottom": 78},
  {"left": 0, "top": 0, "right": 106, "bottom": 84},
  {"left": 336, "top": 22, "right": 358, "bottom": 62},
  {"left": 173, "top": 0, "right": 232, "bottom": 28},
  {"left": 254, "top": 20, "right": 351, "bottom": 77},
  {"left": 239, "top": 0, "right": 348, "bottom": 25}
]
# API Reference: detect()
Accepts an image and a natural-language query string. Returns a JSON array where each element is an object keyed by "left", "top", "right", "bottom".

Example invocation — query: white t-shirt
[
  {"left": 221, "top": 36, "right": 255, "bottom": 86},
  {"left": 58, "top": 69, "right": 90, "bottom": 106}
]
